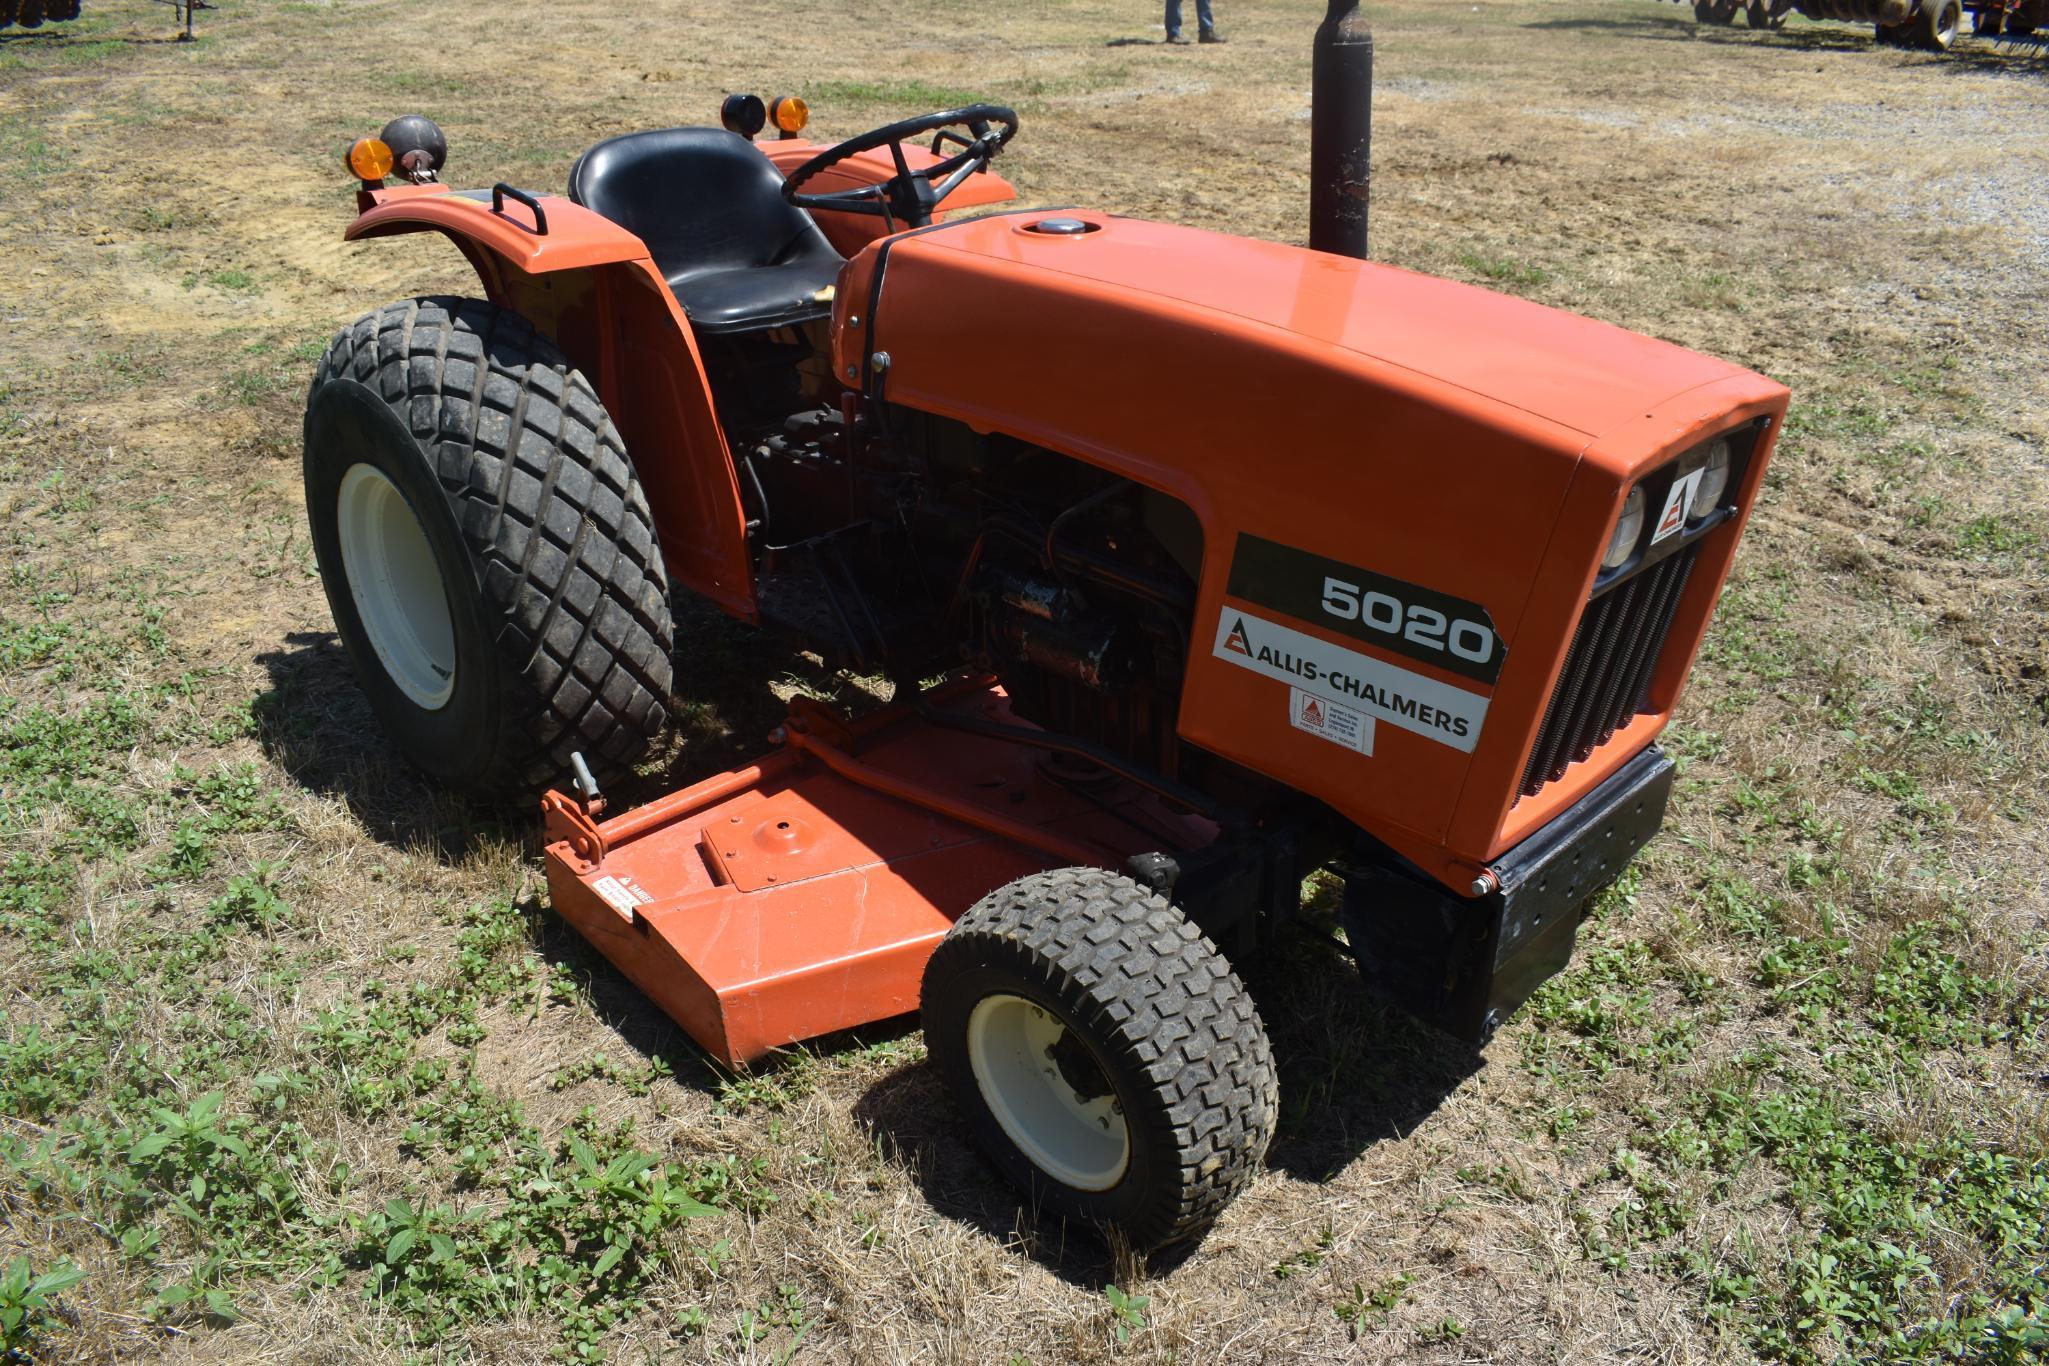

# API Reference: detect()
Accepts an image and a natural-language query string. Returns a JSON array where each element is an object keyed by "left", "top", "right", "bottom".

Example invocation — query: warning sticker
[
  {"left": 1211, "top": 607, "right": 1489, "bottom": 752},
  {"left": 590, "top": 875, "right": 652, "bottom": 921},
  {"left": 1290, "top": 687, "right": 1374, "bottom": 755}
]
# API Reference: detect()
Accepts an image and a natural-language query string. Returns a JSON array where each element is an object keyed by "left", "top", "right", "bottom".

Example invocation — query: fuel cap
[{"left": 1026, "top": 217, "right": 1093, "bottom": 235}]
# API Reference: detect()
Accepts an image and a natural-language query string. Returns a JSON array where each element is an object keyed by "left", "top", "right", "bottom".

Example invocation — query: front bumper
[{"left": 1345, "top": 745, "right": 1676, "bottom": 1044}]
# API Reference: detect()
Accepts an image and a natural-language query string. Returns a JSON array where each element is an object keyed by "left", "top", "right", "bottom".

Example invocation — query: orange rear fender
[{"left": 342, "top": 186, "right": 757, "bottom": 618}]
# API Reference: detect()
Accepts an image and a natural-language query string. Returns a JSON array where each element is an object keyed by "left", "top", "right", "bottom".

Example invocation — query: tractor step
[{"left": 540, "top": 682, "right": 1215, "bottom": 1067}]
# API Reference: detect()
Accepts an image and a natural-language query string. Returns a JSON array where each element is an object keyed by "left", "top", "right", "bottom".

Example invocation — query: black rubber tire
[
  {"left": 302, "top": 296, "right": 673, "bottom": 800},
  {"left": 0, "top": 0, "right": 19, "bottom": 29},
  {"left": 16, "top": 0, "right": 44, "bottom": 28},
  {"left": 921, "top": 868, "right": 1278, "bottom": 1250},
  {"left": 1919, "top": 0, "right": 1962, "bottom": 45},
  {"left": 49, "top": 0, "right": 78, "bottom": 19}
]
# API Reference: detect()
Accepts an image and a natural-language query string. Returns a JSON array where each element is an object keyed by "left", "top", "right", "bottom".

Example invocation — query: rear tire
[
  {"left": 302, "top": 297, "right": 673, "bottom": 800},
  {"left": 1919, "top": 0, "right": 1962, "bottom": 45},
  {"left": 0, "top": 0, "right": 19, "bottom": 27},
  {"left": 921, "top": 868, "right": 1278, "bottom": 1250},
  {"left": 15, "top": 0, "right": 43, "bottom": 28}
]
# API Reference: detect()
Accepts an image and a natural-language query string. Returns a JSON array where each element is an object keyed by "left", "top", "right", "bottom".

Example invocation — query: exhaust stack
[{"left": 1310, "top": 0, "right": 1372, "bottom": 260}]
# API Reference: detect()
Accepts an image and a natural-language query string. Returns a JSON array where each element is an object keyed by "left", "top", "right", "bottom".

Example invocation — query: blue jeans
[{"left": 1165, "top": 0, "right": 1213, "bottom": 36}]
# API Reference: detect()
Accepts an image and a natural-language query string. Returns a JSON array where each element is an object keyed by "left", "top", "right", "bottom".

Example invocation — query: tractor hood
[
  {"left": 841, "top": 211, "right": 1748, "bottom": 445},
  {"left": 834, "top": 209, "right": 1784, "bottom": 882}
]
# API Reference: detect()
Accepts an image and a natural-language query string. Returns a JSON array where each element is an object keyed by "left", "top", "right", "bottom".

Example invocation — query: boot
[
  {"left": 1166, "top": 31, "right": 1191, "bottom": 43},
  {"left": 1199, "top": 26, "right": 1227, "bottom": 41}
]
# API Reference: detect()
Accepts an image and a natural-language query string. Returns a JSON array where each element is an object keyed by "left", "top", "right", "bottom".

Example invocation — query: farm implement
[
  {"left": 0, "top": 2, "right": 82, "bottom": 29},
  {"left": 302, "top": 2, "right": 1787, "bottom": 1248},
  {"left": 1679, "top": 0, "right": 2048, "bottom": 48}
]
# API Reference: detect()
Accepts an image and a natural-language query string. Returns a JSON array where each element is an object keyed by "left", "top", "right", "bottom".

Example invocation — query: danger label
[
  {"left": 1290, "top": 687, "right": 1373, "bottom": 755},
  {"left": 591, "top": 875, "right": 652, "bottom": 921},
  {"left": 1211, "top": 607, "right": 1488, "bottom": 752}
]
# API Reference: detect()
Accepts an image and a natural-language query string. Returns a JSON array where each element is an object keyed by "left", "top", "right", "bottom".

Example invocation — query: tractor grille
[{"left": 1518, "top": 545, "right": 1699, "bottom": 800}]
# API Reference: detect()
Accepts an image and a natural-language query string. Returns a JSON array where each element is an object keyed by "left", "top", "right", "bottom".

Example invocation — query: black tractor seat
[{"left": 567, "top": 127, "right": 844, "bottom": 335}]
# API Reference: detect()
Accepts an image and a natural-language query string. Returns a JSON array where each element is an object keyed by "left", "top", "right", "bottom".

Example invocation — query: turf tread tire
[
  {"left": 922, "top": 868, "right": 1278, "bottom": 1250},
  {"left": 304, "top": 296, "right": 672, "bottom": 798}
]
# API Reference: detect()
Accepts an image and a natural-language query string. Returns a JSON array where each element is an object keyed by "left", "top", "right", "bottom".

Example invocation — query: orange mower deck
[{"left": 540, "top": 684, "right": 1216, "bottom": 1067}]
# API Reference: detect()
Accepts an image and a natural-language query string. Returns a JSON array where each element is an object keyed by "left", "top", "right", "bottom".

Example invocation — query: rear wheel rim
[
  {"left": 966, "top": 993, "right": 1131, "bottom": 1192},
  {"left": 336, "top": 463, "right": 457, "bottom": 710}
]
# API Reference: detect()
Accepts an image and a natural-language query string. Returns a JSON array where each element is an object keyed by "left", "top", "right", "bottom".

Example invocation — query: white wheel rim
[
  {"left": 335, "top": 463, "right": 456, "bottom": 710},
  {"left": 966, "top": 993, "right": 1131, "bottom": 1192}
]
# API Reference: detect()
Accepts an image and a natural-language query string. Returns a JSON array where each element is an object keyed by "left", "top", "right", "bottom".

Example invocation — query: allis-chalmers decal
[
  {"left": 1224, "top": 534, "right": 1505, "bottom": 685},
  {"left": 1212, "top": 609, "right": 1488, "bottom": 752}
]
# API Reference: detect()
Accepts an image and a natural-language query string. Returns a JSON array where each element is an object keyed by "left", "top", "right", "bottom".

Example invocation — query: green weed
[
  {"left": 1, "top": 1256, "right": 86, "bottom": 1360},
  {"left": 1103, "top": 1283, "right": 1150, "bottom": 1345}
]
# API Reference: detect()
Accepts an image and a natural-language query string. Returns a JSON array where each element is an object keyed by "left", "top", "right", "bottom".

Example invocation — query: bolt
[
  {"left": 848, "top": 314, "right": 861, "bottom": 327},
  {"left": 1470, "top": 870, "right": 1498, "bottom": 897},
  {"left": 870, "top": 350, "right": 891, "bottom": 371},
  {"left": 844, "top": 364, "right": 856, "bottom": 379}
]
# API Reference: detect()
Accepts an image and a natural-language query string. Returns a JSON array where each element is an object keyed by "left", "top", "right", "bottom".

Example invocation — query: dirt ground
[{"left": 3, "top": 0, "right": 2047, "bottom": 1361}]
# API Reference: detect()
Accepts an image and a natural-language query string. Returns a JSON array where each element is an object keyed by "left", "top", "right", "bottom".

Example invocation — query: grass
[{"left": 3, "top": 0, "right": 2048, "bottom": 1359}]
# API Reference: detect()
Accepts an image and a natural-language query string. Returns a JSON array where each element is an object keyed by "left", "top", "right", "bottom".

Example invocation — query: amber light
[
  {"left": 347, "top": 137, "right": 394, "bottom": 182},
  {"left": 769, "top": 95, "right": 809, "bottom": 134}
]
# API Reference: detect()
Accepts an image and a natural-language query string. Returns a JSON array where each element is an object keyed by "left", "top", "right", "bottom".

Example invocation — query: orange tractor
[{"left": 303, "top": 7, "right": 1786, "bottom": 1248}]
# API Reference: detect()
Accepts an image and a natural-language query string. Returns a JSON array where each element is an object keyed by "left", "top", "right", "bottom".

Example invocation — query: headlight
[
  {"left": 1603, "top": 485, "right": 1645, "bottom": 570},
  {"left": 1691, "top": 438, "right": 1731, "bottom": 516}
]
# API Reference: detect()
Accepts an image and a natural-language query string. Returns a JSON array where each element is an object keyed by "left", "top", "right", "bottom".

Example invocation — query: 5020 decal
[
  {"left": 1318, "top": 577, "right": 1497, "bottom": 667},
  {"left": 1225, "top": 533, "right": 1506, "bottom": 686}
]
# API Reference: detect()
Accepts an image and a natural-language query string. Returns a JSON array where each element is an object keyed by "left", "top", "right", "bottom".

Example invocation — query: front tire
[
  {"left": 303, "top": 297, "right": 673, "bottom": 799},
  {"left": 921, "top": 869, "right": 1277, "bottom": 1250}
]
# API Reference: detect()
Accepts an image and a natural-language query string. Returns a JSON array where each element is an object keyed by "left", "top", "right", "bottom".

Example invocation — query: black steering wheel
[{"left": 782, "top": 104, "right": 1019, "bottom": 231}]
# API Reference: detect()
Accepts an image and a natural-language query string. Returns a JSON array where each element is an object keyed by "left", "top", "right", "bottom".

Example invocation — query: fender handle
[{"left": 491, "top": 183, "right": 549, "bottom": 236}]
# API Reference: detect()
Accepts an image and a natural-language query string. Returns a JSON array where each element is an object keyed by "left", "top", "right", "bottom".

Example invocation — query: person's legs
[
  {"left": 1196, "top": 0, "right": 1225, "bottom": 40},
  {"left": 1165, "top": 0, "right": 1186, "bottom": 39}
]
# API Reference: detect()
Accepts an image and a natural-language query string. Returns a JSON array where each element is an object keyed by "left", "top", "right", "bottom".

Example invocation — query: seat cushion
[
  {"left": 666, "top": 259, "right": 840, "bottom": 333},
  {"left": 568, "top": 126, "right": 844, "bottom": 334}
]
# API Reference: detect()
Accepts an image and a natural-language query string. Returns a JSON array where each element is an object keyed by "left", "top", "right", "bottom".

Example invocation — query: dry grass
[{"left": 3, "top": 0, "right": 2047, "bottom": 1361}]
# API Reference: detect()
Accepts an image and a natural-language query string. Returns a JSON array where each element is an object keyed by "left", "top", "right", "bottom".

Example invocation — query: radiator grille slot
[{"left": 1519, "top": 546, "right": 1698, "bottom": 800}]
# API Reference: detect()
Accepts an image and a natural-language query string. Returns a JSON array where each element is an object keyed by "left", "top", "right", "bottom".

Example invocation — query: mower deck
[{"left": 541, "top": 684, "right": 1216, "bottom": 1066}]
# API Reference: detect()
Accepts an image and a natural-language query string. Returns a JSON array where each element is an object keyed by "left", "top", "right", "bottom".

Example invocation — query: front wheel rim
[
  {"left": 966, "top": 993, "right": 1131, "bottom": 1192},
  {"left": 336, "top": 463, "right": 457, "bottom": 710}
]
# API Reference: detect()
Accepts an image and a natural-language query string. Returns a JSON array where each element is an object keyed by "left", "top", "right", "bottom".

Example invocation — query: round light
[
  {"left": 1692, "top": 438, "right": 1732, "bottom": 516},
  {"left": 721, "top": 93, "right": 767, "bottom": 139},
  {"left": 346, "top": 137, "right": 394, "bottom": 182},
  {"left": 769, "top": 95, "right": 809, "bottom": 134},
  {"left": 1603, "top": 485, "right": 1646, "bottom": 571}
]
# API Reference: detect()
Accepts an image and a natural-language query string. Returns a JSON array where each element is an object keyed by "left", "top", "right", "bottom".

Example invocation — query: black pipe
[{"left": 1310, "top": 0, "right": 1372, "bottom": 260}]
